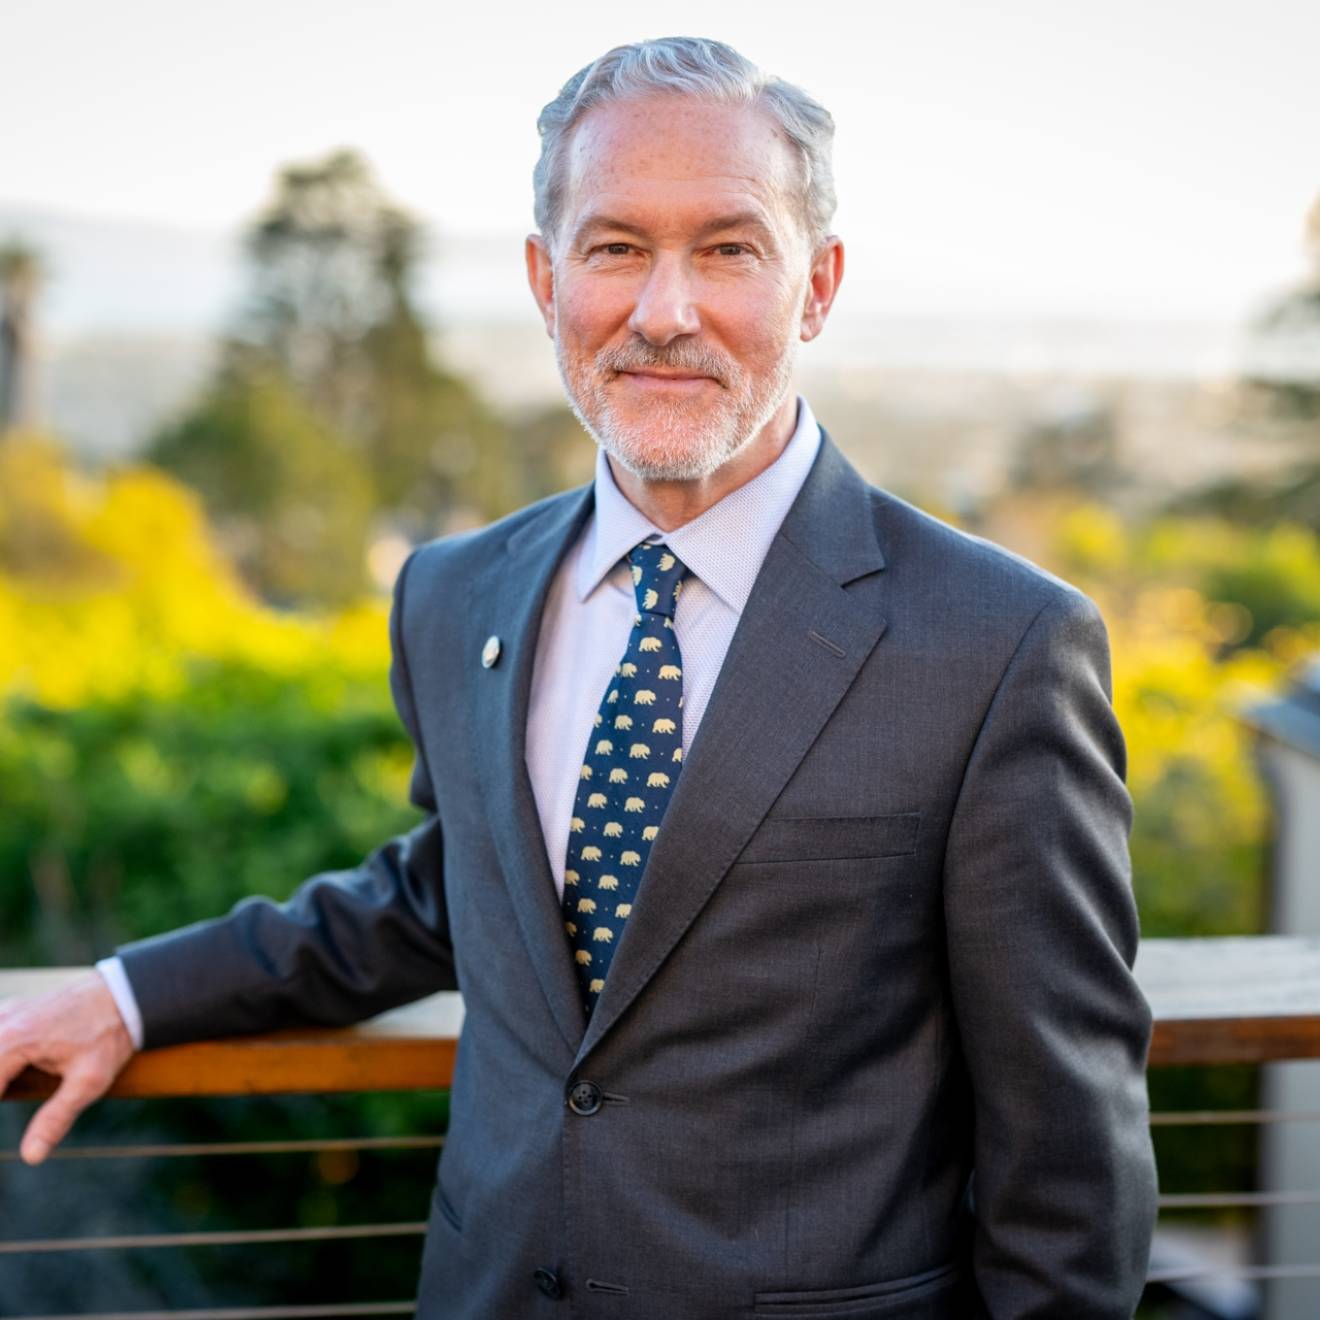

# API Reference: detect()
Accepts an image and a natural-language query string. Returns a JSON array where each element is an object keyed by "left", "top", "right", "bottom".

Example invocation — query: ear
[
  {"left": 799, "top": 236, "right": 844, "bottom": 343},
  {"left": 526, "top": 234, "right": 556, "bottom": 338}
]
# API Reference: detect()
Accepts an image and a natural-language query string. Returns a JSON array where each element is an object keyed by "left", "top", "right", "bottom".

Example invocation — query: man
[{"left": 0, "top": 36, "right": 1157, "bottom": 1319}]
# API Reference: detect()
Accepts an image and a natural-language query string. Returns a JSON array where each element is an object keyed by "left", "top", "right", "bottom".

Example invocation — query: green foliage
[
  {"left": 509, "top": 402, "right": 598, "bottom": 497},
  {"left": 148, "top": 148, "right": 531, "bottom": 606},
  {"left": 1126, "top": 516, "right": 1320, "bottom": 646},
  {"left": 1145, "top": 1065, "right": 1259, "bottom": 1216},
  {"left": 1011, "top": 396, "right": 1123, "bottom": 495},
  {"left": 1049, "top": 504, "right": 1290, "bottom": 941},
  {"left": 1201, "top": 525, "right": 1320, "bottom": 644},
  {"left": 0, "top": 1089, "right": 447, "bottom": 1310},
  {"left": 1171, "top": 457, "right": 1320, "bottom": 541},
  {"left": 240, "top": 149, "right": 406, "bottom": 409},
  {"left": 359, "top": 287, "right": 523, "bottom": 523},
  {"left": 1243, "top": 284, "right": 1320, "bottom": 422},
  {"left": 0, "top": 438, "right": 444, "bottom": 1307},
  {"left": 1165, "top": 191, "right": 1320, "bottom": 542},
  {"left": 0, "top": 660, "right": 417, "bottom": 967},
  {"left": 150, "top": 366, "right": 375, "bottom": 605}
]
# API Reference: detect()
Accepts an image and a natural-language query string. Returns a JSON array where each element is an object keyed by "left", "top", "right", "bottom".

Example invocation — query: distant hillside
[
  {"left": 0, "top": 204, "right": 241, "bottom": 336},
  {"left": 0, "top": 204, "right": 1259, "bottom": 461},
  {"left": 0, "top": 204, "right": 534, "bottom": 338}
]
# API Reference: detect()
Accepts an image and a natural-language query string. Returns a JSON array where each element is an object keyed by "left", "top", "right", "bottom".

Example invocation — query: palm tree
[
  {"left": 1241, "top": 191, "right": 1320, "bottom": 418},
  {"left": 0, "top": 240, "right": 43, "bottom": 435}
]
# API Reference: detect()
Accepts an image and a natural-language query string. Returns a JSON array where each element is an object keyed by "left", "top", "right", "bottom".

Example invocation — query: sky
[{"left": 4, "top": 0, "right": 1319, "bottom": 324}]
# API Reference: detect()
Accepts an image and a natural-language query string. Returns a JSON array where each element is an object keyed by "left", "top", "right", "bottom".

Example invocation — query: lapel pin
[{"left": 481, "top": 635, "right": 502, "bottom": 669}]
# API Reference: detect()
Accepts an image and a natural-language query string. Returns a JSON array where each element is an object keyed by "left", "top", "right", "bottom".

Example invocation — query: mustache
[{"left": 597, "top": 340, "right": 734, "bottom": 385}]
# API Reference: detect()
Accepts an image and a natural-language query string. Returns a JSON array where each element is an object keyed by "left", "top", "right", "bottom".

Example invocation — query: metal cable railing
[
  {"left": 1158, "top": 1189, "right": 1320, "bottom": 1209},
  {"left": 1147, "top": 1264, "right": 1320, "bottom": 1284},
  {"left": 1150, "top": 1107, "right": 1320, "bottom": 1125},
  {"left": 0, "top": 1222, "right": 429, "bottom": 1256},
  {"left": 3, "top": 936, "right": 1320, "bottom": 1313},
  {"left": 0, "top": 1135, "right": 445, "bottom": 1162},
  {"left": 8, "top": 1306, "right": 417, "bottom": 1320}
]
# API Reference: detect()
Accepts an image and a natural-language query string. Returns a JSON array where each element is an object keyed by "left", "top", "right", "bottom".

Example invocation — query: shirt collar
[{"left": 576, "top": 395, "right": 822, "bottom": 613}]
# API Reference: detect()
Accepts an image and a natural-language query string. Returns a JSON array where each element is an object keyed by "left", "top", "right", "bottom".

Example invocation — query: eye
[
  {"left": 713, "top": 242, "right": 753, "bottom": 258},
  {"left": 600, "top": 243, "right": 634, "bottom": 256}
]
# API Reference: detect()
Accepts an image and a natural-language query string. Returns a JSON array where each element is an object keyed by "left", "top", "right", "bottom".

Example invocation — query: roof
[{"left": 1244, "top": 656, "right": 1320, "bottom": 760}]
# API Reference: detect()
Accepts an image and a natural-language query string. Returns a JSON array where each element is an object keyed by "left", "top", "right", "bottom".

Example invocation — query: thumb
[{"left": 20, "top": 1067, "right": 106, "bottom": 1166}]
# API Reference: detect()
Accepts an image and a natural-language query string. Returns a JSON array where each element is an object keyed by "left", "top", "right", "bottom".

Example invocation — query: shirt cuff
[{"left": 94, "top": 956, "right": 144, "bottom": 1051}]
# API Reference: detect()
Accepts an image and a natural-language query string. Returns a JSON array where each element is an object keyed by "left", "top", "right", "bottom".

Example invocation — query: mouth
[{"left": 616, "top": 370, "right": 717, "bottom": 392}]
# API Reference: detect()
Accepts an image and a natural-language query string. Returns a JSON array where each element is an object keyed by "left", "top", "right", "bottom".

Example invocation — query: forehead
[{"left": 559, "top": 95, "right": 801, "bottom": 235}]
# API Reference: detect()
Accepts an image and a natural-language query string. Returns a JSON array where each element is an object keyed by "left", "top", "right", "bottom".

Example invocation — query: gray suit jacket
[{"left": 118, "top": 432, "right": 1158, "bottom": 1319}]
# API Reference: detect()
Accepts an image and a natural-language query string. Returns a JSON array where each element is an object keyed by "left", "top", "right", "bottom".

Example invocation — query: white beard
[{"left": 554, "top": 331, "right": 797, "bottom": 483}]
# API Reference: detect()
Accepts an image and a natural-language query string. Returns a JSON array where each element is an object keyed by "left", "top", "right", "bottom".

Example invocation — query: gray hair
[{"left": 533, "top": 36, "right": 836, "bottom": 254}]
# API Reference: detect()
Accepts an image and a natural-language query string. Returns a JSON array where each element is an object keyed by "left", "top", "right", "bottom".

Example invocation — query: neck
[{"left": 607, "top": 394, "right": 799, "bottom": 532}]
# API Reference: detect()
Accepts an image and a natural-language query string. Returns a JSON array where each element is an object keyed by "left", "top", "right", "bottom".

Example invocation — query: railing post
[{"left": 1245, "top": 662, "right": 1320, "bottom": 1320}]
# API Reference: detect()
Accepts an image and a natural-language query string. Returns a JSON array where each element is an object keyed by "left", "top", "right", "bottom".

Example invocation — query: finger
[
  {"left": 0, "top": 1050, "right": 29, "bottom": 1099},
  {"left": 20, "top": 1069, "right": 104, "bottom": 1165},
  {"left": 0, "top": 1019, "right": 37, "bottom": 1098}
]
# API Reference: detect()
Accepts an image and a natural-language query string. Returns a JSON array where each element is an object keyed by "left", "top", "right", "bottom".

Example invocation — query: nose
[{"left": 627, "top": 253, "right": 700, "bottom": 346}]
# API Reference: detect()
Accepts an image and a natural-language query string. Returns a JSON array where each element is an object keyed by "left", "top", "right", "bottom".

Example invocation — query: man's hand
[{"left": 0, "top": 973, "right": 135, "bottom": 1165}]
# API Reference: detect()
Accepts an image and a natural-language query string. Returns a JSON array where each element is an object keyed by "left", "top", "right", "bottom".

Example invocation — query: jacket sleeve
[
  {"left": 941, "top": 589, "right": 1157, "bottom": 1319},
  {"left": 116, "top": 548, "right": 457, "bottom": 1050}
]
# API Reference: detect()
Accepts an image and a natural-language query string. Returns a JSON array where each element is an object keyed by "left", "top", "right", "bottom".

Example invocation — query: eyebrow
[{"left": 570, "top": 210, "right": 777, "bottom": 247}]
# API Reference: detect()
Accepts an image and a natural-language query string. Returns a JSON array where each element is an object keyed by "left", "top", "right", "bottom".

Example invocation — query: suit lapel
[
  {"left": 468, "top": 487, "right": 595, "bottom": 1052},
  {"left": 577, "top": 435, "right": 888, "bottom": 1060}
]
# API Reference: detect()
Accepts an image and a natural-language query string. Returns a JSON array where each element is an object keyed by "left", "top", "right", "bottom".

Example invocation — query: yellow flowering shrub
[
  {"left": 1050, "top": 502, "right": 1320, "bottom": 936},
  {"left": 0, "top": 435, "right": 389, "bottom": 708}
]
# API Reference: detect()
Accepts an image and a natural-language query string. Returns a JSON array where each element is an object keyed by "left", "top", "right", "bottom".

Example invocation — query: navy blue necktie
[{"left": 562, "top": 540, "right": 689, "bottom": 1012}]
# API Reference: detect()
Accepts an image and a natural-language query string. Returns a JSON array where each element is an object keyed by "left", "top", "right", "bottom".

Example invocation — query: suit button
[
  {"left": 566, "top": 1079, "right": 603, "bottom": 1115},
  {"left": 533, "top": 1266, "right": 562, "bottom": 1298}
]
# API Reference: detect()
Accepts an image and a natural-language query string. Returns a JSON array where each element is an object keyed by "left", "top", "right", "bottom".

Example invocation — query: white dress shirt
[{"left": 98, "top": 396, "right": 823, "bottom": 1048}]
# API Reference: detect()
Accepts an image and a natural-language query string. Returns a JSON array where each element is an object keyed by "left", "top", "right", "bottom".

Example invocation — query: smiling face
[{"left": 527, "top": 95, "right": 837, "bottom": 486}]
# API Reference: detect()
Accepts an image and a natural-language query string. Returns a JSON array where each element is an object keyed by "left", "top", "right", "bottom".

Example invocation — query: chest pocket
[{"left": 737, "top": 811, "right": 921, "bottom": 865}]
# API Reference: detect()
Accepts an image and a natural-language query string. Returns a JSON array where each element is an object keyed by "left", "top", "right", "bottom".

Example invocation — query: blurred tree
[
  {"left": 152, "top": 149, "right": 526, "bottom": 602},
  {"left": 0, "top": 432, "right": 393, "bottom": 708},
  {"left": 1171, "top": 190, "right": 1320, "bottom": 533},
  {"left": 507, "top": 401, "right": 597, "bottom": 499},
  {"left": 1010, "top": 389, "right": 1123, "bottom": 497},
  {"left": 1167, "top": 462, "right": 1320, "bottom": 534},
  {"left": 0, "top": 432, "right": 116, "bottom": 583},
  {"left": 237, "top": 149, "right": 395, "bottom": 431},
  {"left": 1240, "top": 190, "right": 1320, "bottom": 419},
  {"left": 234, "top": 149, "right": 519, "bottom": 520},
  {"left": 359, "top": 216, "right": 519, "bottom": 523},
  {"left": 0, "top": 240, "right": 43, "bottom": 435},
  {"left": 150, "top": 364, "right": 375, "bottom": 606}
]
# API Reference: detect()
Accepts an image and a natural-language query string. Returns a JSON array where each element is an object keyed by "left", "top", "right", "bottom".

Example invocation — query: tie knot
[{"left": 628, "top": 541, "right": 687, "bottom": 619}]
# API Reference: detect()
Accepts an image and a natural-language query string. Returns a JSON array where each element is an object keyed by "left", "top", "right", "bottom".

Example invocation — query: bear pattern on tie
[{"left": 562, "top": 540, "right": 688, "bottom": 1012}]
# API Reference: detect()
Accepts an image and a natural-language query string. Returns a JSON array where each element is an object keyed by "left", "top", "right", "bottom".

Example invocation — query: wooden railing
[
  {"left": 5, "top": 936, "right": 1317, "bottom": 1101},
  {"left": 4, "top": 935, "right": 1320, "bottom": 1318},
  {"left": 1, "top": 969, "right": 465, "bottom": 1101}
]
